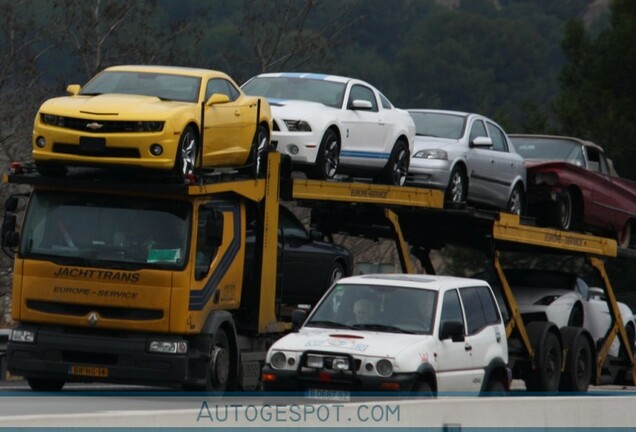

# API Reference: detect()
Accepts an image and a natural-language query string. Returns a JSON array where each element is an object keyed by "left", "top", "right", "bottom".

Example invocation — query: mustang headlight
[
  {"left": 136, "top": 121, "right": 165, "bottom": 132},
  {"left": 283, "top": 120, "right": 312, "bottom": 132},
  {"left": 41, "top": 113, "right": 64, "bottom": 127},
  {"left": 534, "top": 295, "right": 560, "bottom": 306},
  {"left": 414, "top": 149, "right": 448, "bottom": 160}
]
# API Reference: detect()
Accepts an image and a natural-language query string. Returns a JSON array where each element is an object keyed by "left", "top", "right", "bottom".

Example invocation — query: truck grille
[{"left": 27, "top": 300, "right": 163, "bottom": 321}]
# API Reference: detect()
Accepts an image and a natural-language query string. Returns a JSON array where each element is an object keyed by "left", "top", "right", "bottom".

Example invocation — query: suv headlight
[
  {"left": 414, "top": 149, "right": 448, "bottom": 160},
  {"left": 376, "top": 359, "right": 393, "bottom": 377},
  {"left": 270, "top": 351, "right": 287, "bottom": 369}
]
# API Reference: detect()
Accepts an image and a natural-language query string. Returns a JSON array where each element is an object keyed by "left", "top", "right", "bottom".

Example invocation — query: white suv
[{"left": 262, "top": 274, "right": 509, "bottom": 395}]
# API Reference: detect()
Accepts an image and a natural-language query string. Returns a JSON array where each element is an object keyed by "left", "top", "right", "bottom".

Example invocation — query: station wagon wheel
[
  {"left": 175, "top": 125, "right": 199, "bottom": 178},
  {"left": 313, "top": 129, "right": 340, "bottom": 180},
  {"left": 445, "top": 165, "right": 467, "bottom": 206},
  {"left": 205, "top": 328, "right": 231, "bottom": 392},
  {"left": 383, "top": 139, "right": 409, "bottom": 186},
  {"left": 251, "top": 124, "right": 269, "bottom": 178},
  {"left": 557, "top": 190, "right": 574, "bottom": 231},
  {"left": 507, "top": 184, "right": 525, "bottom": 215}
]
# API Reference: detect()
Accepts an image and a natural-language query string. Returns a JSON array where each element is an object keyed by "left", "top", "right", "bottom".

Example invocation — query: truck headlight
[
  {"left": 376, "top": 359, "right": 393, "bottom": 377},
  {"left": 11, "top": 329, "right": 36, "bottom": 343},
  {"left": 148, "top": 340, "right": 188, "bottom": 354}
]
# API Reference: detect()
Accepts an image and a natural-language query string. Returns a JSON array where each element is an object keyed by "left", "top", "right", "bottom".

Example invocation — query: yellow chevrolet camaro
[{"left": 32, "top": 65, "right": 272, "bottom": 177}]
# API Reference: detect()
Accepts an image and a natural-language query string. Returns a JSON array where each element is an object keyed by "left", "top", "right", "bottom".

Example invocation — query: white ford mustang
[{"left": 242, "top": 72, "right": 415, "bottom": 185}]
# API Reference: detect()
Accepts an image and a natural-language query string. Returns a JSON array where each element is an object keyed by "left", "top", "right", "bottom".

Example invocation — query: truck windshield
[
  {"left": 307, "top": 284, "right": 438, "bottom": 335},
  {"left": 20, "top": 190, "right": 190, "bottom": 270}
]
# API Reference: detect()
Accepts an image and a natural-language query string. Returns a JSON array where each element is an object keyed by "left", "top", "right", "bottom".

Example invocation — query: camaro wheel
[
  {"left": 175, "top": 125, "right": 199, "bottom": 177},
  {"left": 383, "top": 140, "right": 409, "bottom": 186},
  {"left": 445, "top": 166, "right": 467, "bottom": 206},
  {"left": 313, "top": 129, "right": 340, "bottom": 180},
  {"left": 251, "top": 124, "right": 269, "bottom": 178}
]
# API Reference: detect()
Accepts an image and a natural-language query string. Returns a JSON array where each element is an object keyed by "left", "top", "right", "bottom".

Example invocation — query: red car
[{"left": 509, "top": 134, "right": 636, "bottom": 248}]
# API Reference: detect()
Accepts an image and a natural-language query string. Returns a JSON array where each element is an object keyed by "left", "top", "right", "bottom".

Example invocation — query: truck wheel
[
  {"left": 27, "top": 377, "right": 65, "bottom": 391},
  {"left": 559, "top": 328, "right": 592, "bottom": 392},
  {"left": 205, "top": 329, "right": 231, "bottom": 392},
  {"left": 525, "top": 323, "right": 562, "bottom": 392}
]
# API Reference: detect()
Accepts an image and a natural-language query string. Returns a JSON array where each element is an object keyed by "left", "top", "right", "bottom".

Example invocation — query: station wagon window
[
  {"left": 347, "top": 85, "right": 378, "bottom": 112},
  {"left": 440, "top": 289, "right": 465, "bottom": 334},
  {"left": 469, "top": 120, "right": 487, "bottom": 142},
  {"left": 486, "top": 123, "right": 508, "bottom": 152},
  {"left": 205, "top": 78, "right": 239, "bottom": 101},
  {"left": 379, "top": 93, "right": 392, "bottom": 109}
]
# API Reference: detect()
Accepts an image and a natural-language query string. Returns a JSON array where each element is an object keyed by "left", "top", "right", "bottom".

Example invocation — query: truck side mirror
[
  {"left": 5, "top": 196, "right": 18, "bottom": 212},
  {"left": 1, "top": 214, "right": 17, "bottom": 248},
  {"left": 440, "top": 320, "right": 465, "bottom": 342}
]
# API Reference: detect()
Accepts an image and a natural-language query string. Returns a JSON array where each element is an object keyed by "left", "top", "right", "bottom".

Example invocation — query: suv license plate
[
  {"left": 306, "top": 388, "right": 350, "bottom": 402},
  {"left": 69, "top": 365, "right": 109, "bottom": 378}
]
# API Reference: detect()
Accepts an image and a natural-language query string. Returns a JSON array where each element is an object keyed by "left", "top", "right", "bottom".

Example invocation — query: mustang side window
[{"left": 347, "top": 85, "right": 378, "bottom": 112}]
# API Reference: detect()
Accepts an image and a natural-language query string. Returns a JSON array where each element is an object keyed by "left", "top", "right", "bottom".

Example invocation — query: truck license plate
[{"left": 70, "top": 365, "right": 109, "bottom": 378}]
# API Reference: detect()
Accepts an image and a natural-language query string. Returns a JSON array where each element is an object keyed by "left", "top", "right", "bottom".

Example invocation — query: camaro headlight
[
  {"left": 148, "top": 340, "right": 188, "bottom": 354},
  {"left": 41, "top": 113, "right": 65, "bottom": 127},
  {"left": 414, "top": 149, "right": 448, "bottom": 160},
  {"left": 135, "top": 121, "right": 165, "bottom": 132},
  {"left": 270, "top": 351, "right": 287, "bottom": 369},
  {"left": 283, "top": 120, "right": 312, "bottom": 132},
  {"left": 376, "top": 359, "right": 393, "bottom": 377}
]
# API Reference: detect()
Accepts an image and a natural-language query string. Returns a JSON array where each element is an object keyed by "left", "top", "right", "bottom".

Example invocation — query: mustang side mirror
[{"left": 349, "top": 99, "right": 373, "bottom": 111}]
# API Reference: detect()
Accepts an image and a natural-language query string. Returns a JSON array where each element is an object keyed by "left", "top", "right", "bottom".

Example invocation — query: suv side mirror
[
  {"left": 291, "top": 309, "right": 308, "bottom": 332},
  {"left": 440, "top": 320, "right": 465, "bottom": 342}
]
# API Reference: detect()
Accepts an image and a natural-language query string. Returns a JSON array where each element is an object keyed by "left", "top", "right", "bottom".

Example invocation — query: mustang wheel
[
  {"left": 313, "top": 129, "right": 340, "bottom": 180},
  {"left": 382, "top": 140, "right": 409, "bottom": 186}
]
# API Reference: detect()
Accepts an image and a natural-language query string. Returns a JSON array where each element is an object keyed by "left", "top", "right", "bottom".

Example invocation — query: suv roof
[{"left": 338, "top": 273, "right": 490, "bottom": 291}]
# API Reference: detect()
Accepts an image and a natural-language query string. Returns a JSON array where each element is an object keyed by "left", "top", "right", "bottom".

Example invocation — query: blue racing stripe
[{"left": 340, "top": 150, "right": 390, "bottom": 160}]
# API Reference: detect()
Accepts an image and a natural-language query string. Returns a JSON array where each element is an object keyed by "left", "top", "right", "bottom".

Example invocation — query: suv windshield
[
  {"left": 307, "top": 283, "right": 438, "bottom": 335},
  {"left": 20, "top": 191, "right": 191, "bottom": 270},
  {"left": 242, "top": 76, "right": 346, "bottom": 108}
]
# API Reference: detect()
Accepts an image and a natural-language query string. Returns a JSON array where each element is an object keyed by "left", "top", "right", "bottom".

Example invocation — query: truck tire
[
  {"left": 559, "top": 327, "right": 592, "bottom": 393},
  {"left": 27, "top": 377, "right": 65, "bottom": 392},
  {"left": 205, "top": 328, "right": 231, "bottom": 392},
  {"left": 525, "top": 322, "right": 562, "bottom": 393}
]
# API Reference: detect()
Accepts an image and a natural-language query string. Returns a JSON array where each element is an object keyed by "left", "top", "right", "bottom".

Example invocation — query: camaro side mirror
[
  {"left": 66, "top": 84, "right": 81, "bottom": 95},
  {"left": 206, "top": 93, "right": 231, "bottom": 106}
]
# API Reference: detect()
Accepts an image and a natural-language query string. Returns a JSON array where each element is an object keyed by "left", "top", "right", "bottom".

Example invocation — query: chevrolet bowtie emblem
[
  {"left": 88, "top": 312, "right": 99, "bottom": 327},
  {"left": 86, "top": 122, "right": 104, "bottom": 130}
]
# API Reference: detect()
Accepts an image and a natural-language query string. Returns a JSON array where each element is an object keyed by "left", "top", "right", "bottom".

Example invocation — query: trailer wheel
[
  {"left": 205, "top": 329, "right": 231, "bottom": 392},
  {"left": 525, "top": 323, "right": 562, "bottom": 393},
  {"left": 559, "top": 328, "right": 592, "bottom": 393},
  {"left": 27, "top": 377, "right": 65, "bottom": 392}
]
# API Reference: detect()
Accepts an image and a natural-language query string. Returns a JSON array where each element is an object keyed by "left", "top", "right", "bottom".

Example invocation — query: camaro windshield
[
  {"left": 307, "top": 283, "right": 438, "bottom": 335},
  {"left": 80, "top": 71, "right": 202, "bottom": 103},
  {"left": 242, "top": 77, "right": 346, "bottom": 108},
  {"left": 409, "top": 112, "right": 466, "bottom": 140},
  {"left": 20, "top": 191, "right": 191, "bottom": 270},
  {"left": 511, "top": 137, "right": 585, "bottom": 165}
]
